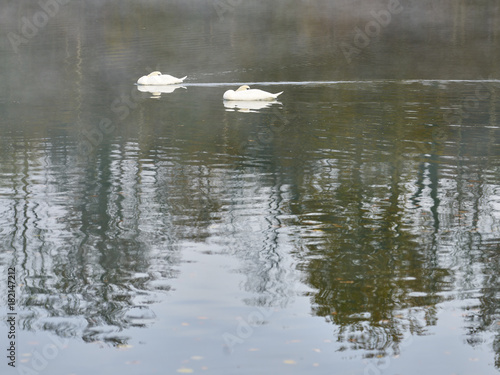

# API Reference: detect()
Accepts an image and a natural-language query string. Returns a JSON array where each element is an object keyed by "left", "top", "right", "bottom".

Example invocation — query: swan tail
[
  {"left": 180, "top": 76, "right": 187, "bottom": 81},
  {"left": 274, "top": 91, "right": 284, "bottom": 98}
]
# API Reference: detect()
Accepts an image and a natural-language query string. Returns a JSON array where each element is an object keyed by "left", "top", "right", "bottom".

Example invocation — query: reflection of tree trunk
[
  {"left": 415, "top": 132, "right": 441, "bottom": 276},
  {"left": 488, "top": 83, "right": 497, "bottom": 134},
  {"left": 452, "top": 0, "right": 466, "bottom": 45},
  {"left": 428, "top": 153, "right": 440, "bottom": 233}
]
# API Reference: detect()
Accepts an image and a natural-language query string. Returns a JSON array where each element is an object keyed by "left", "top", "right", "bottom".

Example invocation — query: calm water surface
[{"left": 1, "top": 1, "right": 500, "bottom": 374}]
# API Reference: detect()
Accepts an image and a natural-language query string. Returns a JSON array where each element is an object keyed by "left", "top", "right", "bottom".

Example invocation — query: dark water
[{"left": 1, "top": 1, "right": 500, "bottom": 374}]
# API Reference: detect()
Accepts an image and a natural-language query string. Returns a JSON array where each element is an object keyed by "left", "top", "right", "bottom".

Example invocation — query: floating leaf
[
  {"left": 248, "top": 348, "right": 260, "bottom": 352},
  {"left": 181, "top": 322, "right": 190, "bottom": 326},
  {"left": 190, "top": 356, "right": 203, "bottom": 360},
  {"left": 283, "top": 359, "right": 297, "bottom": 365},
  {"left": 312, "top": 348, "right": 321, "bottom": 353},
  {"left": 125, "top": 360, "right": 141, "bottom": 365},
  {"left": 117, "top": 344, "right": 133, "bottom": 350},
  {"left": 313, "top": 363, "right": 320, "bottom": 367},
  {"left": 177, "top": 368, "right": 194, "bottom": 373},
  {"left": 197, "top": 316, "right": 209, "bottom": 320}
]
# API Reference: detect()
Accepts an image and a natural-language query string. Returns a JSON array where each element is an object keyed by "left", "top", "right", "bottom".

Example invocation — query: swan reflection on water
[
  {"left": 136, "top": 84, "right": 186, "bottom": 98},
  {"left": 223, "top": 100, "right": 282, "bottom": 113}
]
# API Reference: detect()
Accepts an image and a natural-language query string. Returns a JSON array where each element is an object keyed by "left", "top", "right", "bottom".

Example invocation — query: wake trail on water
[{"left": 179, "top": 79, "right": 500, "bottom": 87}]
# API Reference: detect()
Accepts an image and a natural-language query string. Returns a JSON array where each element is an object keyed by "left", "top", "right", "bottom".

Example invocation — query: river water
[{"left": 1, "top": 1, "right": 500, "bottom": 374}]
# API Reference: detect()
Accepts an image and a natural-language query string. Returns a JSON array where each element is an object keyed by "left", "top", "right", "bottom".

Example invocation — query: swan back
[
  {"left": 137, "top": 72, "right": 186, "bottom": 85},
  {"left": 223, "top": 85, "right": 283, "bottom": 101}
]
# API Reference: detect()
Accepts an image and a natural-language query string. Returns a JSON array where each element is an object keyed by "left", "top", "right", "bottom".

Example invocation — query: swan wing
[
  {"left": 137, "top": 75, "right": 149, "bottom": 85},
  {"left": 138, "top": 74, "right": 187, "bottom": 85},
  {"left": 223, "top": 90, "right": 236, "bottom": 100},
  {"left": 235, "top": 89, "right": 283, "bottom": 101}
]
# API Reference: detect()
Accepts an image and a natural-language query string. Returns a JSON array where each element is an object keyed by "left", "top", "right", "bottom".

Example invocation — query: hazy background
[{"left": 1, "top": 1, "right": 500, "bottom": 375}]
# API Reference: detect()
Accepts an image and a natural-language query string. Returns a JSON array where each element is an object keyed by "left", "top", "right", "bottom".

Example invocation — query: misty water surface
[{"left": 1, "top": 1, "right": 500, "bottom": 374}]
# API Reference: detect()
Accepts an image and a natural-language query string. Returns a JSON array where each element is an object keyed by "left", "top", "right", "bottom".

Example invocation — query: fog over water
[{"left": 1, "top": 1, "right": 500, "bottom": 374}]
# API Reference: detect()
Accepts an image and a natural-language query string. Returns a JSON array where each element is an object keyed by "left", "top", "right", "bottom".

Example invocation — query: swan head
[
  {"left": 147, "top": 71, "right": 162, "bottom": 77},
  {"left": 236, "top": 85, "right": 250, "bottom": 92}
]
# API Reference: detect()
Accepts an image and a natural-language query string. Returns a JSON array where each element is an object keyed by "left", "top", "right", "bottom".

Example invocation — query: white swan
[
  {"left": 223, "top": 85, "right": 283, "bottom": 101},
  {"left": 137, "top": 71, "right": 187, "bottom": 85}
]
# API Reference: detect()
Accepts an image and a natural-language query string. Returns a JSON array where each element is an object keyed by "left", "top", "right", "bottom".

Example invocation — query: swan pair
[{"left": 137, "top": 72, "right": 283, "bottom": 101}]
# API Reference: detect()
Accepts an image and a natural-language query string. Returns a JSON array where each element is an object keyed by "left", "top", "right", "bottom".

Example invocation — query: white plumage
[
  {"left": 137, "top": 71, "right": 187, "bottom": 85},
  {"left": 223, "top": 85, "right": 283, "bottom": 101}
]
